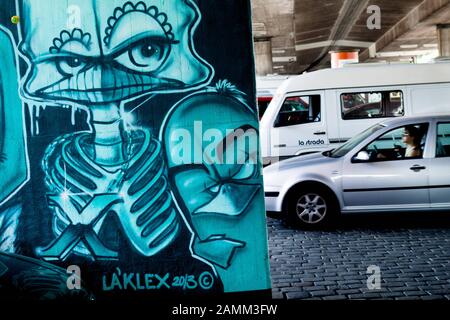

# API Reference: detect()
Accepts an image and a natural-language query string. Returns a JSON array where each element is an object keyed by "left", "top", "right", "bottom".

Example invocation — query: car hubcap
[{"left": 296, "top": 193, "right": 327, "bottom": 224}]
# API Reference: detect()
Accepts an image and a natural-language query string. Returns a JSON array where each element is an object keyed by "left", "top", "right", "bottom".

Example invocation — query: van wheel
[{"left": 286, "top": 186, "right": 338, "bottom": 229}]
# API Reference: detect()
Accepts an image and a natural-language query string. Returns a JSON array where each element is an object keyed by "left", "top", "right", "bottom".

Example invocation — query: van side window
[
  {"left": 341, "top": 91, "right": 404, "bottom": 120},
  {"left": 274, "top": 95, "right": 321, "bottom": 127},
  {"left": 436, "top": 123, "right": 450, "bottom": 158}
]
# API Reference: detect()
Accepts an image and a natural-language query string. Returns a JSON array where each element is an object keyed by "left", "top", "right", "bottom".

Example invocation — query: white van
[
  {"left": 260, "top": 62, "right": 450, "bottom": 165},
  {"left": 256, "top": 75, "right": 294, "bottom": 119}
]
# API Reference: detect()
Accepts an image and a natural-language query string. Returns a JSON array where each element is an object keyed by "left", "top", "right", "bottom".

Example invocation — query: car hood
[{"left": 264, "top": 152, "right": 339, "bottom": 174}]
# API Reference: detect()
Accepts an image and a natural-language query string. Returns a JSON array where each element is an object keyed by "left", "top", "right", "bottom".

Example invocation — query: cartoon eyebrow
[
  {"left": 36, "top": 33, "right": 179, "bottom": 65},
  {"left": 49, "top": 29, "right": 92, "bottom": 54},
  {"left": 107, "top": 32, "right": 179, "bottom": 58},
  {"left": 104, "top": 1, "right": 175, "bottom": 47}
]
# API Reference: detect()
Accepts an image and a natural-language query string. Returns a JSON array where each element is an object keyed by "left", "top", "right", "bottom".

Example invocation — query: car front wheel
[{"left": 287, "top": 186, "right": 338, "bottom": 228}]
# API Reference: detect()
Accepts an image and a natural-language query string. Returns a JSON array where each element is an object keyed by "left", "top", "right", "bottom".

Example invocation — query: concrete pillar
[
  {"left": 254, "top": 37, "right": 273, "bottom": 76},
  {"left": 437, "top": 24, "right": 450, "bottom": 57}
]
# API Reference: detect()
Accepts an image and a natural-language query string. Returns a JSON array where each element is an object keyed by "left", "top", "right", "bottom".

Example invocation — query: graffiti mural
[{"left": 0, "top": 0, "right": 270, "bottom": 299}]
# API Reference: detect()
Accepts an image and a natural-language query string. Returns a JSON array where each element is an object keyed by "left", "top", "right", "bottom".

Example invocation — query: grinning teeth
[
  {"left": 125, "top": 71, "right": 133, "bottom": 98},
  {"left": 89, "top": 66, "right": 100, "bottom": 102},
  {"left": 41, "top": 84, "right": 155, "bottom": 103},
  {"left": 77, "top": 70, "right": 86, "bottom": 92},
  {"left": 60, "top": 80, "right": 69, "bottom": 91},
  {"left": 40, "top": 63, "right": 179, "bottom": 103},
  {"left": 112, "top": 66, "right": 121, "bottom": 101}
]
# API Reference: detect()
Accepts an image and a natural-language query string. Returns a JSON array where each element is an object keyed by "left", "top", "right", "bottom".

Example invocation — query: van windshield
[
  {"left": 327, "top": 124, "right": 385, "bottom": 158},
  {"left": 267, "top": 94, "right": 283, "bottom": 113}
]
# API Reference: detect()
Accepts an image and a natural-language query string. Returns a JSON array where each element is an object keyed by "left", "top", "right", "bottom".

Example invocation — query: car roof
[
  {"left": 379, "top": 114, "right": 450, "bottom": 126},
  {"left": 279, "top": 62, "right": 450, "bottom": 94}
]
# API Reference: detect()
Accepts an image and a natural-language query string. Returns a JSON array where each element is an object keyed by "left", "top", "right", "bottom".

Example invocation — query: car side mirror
[{"left": 353, "top": 151, "right": 370, "bottom": 162}]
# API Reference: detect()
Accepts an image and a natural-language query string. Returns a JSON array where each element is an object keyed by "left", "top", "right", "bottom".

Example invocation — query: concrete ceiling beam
[
  {"left": 300, "top": 0, "right": 370, "bottom": 71},
  {"left": 360, "top": 0, "right": 450, "bottom": 61}
]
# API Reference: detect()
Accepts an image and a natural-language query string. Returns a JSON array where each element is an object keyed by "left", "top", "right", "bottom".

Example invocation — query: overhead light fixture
[
  {"left": 400, "top": 44, "right": 418, "bottom": 49},
  {"left": 272, "top": 56, "right": 297, "bottom": 63}
]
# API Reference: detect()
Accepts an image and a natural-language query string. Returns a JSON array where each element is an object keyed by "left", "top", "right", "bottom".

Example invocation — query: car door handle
[
  {"left": 410, "top": 165, "right": 426, "bottom": 171},
  {"left": 314, "top": 131, "right": 326, "bottom": 135}
]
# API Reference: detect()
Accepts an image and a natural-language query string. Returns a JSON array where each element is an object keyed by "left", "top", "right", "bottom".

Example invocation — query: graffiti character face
[{"left": 20, "top": 0, "right": 213, "bottom": 105}]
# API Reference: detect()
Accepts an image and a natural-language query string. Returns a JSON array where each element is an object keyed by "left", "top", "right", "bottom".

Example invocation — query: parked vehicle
[
  {"left": 256, "top": 75, "right": 294, "bottom": 119},
  {"left": 260, "top": 63, "right": 450, "bottom": 165},
  {"left": 263, "top": 115, "right": 450, "bottom": 228}
]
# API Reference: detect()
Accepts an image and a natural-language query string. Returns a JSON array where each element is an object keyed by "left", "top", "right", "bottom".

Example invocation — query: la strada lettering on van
[{"left": 299, "top": 139, "right": 325, "bottom": 146}]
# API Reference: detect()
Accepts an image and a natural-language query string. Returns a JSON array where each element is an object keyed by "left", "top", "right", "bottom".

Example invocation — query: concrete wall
[
  {"left": 438, "top": 24, "right": 450, "bottom": 57},
  {"left": 254, "top": 38, "right": 273, "bottom": 75}
]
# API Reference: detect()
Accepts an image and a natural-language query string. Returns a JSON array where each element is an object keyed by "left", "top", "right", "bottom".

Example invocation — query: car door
[
  {"left": 429, "top": 121, "right": 450, "bottom": 208},
  {"left": 341, "top": 122, "right": 431, "bottom": 211},
  {"left": 270, "top": 91, "right": 328, "bottom": 157}
]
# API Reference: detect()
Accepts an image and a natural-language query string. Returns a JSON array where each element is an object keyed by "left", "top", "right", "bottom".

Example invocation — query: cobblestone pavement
[{"left": 268, "top": 212, "right": 450, "bottom": 300}]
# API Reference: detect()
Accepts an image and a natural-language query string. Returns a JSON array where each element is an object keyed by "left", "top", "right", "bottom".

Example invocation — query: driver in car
[
  {"left": 403, "top": 125, "right": 423, "bottom": 158},
  {"left": 376, "top": 125, "right": 424, "bottom": 160}
]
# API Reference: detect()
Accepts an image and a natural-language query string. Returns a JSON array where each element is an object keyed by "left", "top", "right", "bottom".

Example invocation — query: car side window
[
  {"left": 274, "top": 95, "right": 321, "bottom": 127},
  {"left": 436, "top": 123, "right": 450, "bottom": 158},
  {"left": 361, "top": 123, "right": 429, "bottom": 162}
]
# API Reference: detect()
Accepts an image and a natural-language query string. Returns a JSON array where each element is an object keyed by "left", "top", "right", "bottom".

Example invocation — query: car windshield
[{"left": 326, "top": 124, "right": 385, "bottom": 158}]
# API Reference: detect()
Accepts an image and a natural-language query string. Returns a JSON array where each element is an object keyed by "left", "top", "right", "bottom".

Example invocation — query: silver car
[{"left": 263, "top": 115, "right": 450, "bottom": 228}]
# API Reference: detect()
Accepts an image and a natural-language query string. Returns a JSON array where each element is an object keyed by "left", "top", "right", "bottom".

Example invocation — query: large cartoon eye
[
  {"left": 114, "top": 37, "right": 171, "bottom": 72},
  {"left": 56, "top": 56, "right": 87, "bottom": 77}
]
